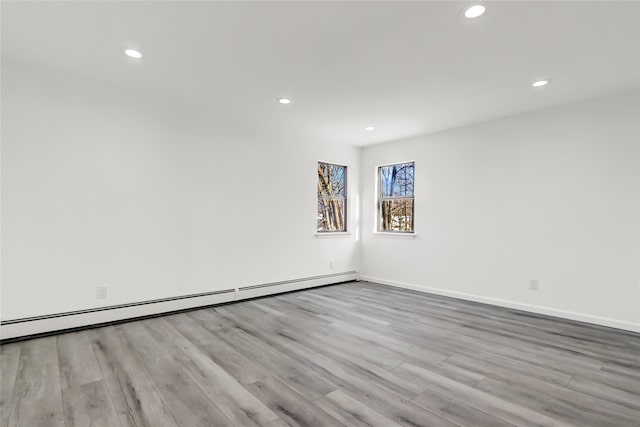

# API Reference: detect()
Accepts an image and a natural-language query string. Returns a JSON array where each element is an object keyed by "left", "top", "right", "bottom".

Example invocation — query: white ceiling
[{"left": 3, "top": 1, "right": 638, "bottom": 146}]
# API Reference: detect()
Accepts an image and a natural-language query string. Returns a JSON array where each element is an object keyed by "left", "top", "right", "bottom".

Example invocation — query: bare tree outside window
[
  {"left": 378, "top": 162, "right": 415, "bottom": 232},
  {"left": 317, "top": 162, "right": 347, "bottom": 232}
]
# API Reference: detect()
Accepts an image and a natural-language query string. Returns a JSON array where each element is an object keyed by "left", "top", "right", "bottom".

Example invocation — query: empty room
[{"left": 1, "top": 1, "right": 639, "bottom": 426}]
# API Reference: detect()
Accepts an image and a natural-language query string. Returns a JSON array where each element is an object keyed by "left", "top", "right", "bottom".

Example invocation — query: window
[
  {"left": 317, "top": 162, "right": 347, "bottom": 232},
  {"left": 378, "top": 162, "right": 415, "bottom": 232}
]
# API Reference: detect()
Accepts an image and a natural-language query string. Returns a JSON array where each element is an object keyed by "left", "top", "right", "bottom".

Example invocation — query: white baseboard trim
[
  {"left": 237, "top": 271, "right": 357, "bottom": 300},
  {"left": 359, "top": 275, "right": 640, "bottom": 333},
  {"left": 1, "top": 271, "right": 357, "bottom": 340}
]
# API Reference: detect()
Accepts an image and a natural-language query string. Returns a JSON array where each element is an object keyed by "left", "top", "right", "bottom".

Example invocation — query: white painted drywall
[
  {"left": 1, "top": 61, "right": 360, "bottom": 321},
  {"left": 2, "top": 59, "right": 638, "bottom": 333},
  {"left": 360, "top": 91, "right": 640, "bottom": 331}
]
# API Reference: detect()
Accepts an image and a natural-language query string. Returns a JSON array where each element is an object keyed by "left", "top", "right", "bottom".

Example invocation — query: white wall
[
  {"left": 2, "top": 59, "right": 638, "bottom": 335},
  {"left": 360, "top": 91, "right": 640, "bottom": 331},
  {"left": 1, "top": 61, "right": 360, "bottom": 324}
]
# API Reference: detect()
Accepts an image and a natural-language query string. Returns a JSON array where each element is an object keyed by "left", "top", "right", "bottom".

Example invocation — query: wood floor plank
[
  {"left": 445, "top": 353, "right": 640, "bottom": 425},
  {"left": 8, "top": 337, "right": 65, "bottom": 427},
  {"left": 475, "top": 377, "right": 630, "bottom": 427},
  {"left": 213, "top": 326, "right": 337, "bottom": 400},
  {"left": 89, "top": 326, "right": 178, "bottom": 427},
  {"left": 326, "top": 318, "right": 449, "bottom": 366},
  {"left": 185, "top": 309, "right": 232, "bottom": 331},
  {"left": 402, "top": 362, "right": 573, "bottom": 427},
  {"left": 2, "top": 281, "right": 639, "bottom": 427},
  {"left": 571, "top": 367, "right": 640, "bottom": 394},
  {"left": 602, "top": 361, "right": 640, "bottom": 380},
  {"left": 246, "top": 376, "right": 344, "bottom": 427},
  {"left": 169, "top": 313, "right": 271, "bottom": 385},
  {"left": 412, "top": 387, "right": 516, "bottom": 427},
  {"left": 393, "top": 361, "right": 486, "bottom": 389},
  {"left": 566, "top": 376, "right": 640, "bottom": 411},
  {"left": 143, "top": 317, "right": 279, "bottom": 427},
  {"left": 0, "top": 344, "right": 21, "bottom": 427},
  {"left": 57, "top": 331, "right": 103, "bottom": 389},
  {"left": 62, "top": 380, "right": 121, "bottom": 427},
  {"left": 237, "top": 301, "right": 406, "bottom": 370},
  {"left": 313, "top": 389, "right": 402, "bottom": 427},
  {"left": 216, "top": 304, "right": 426, "bottom": 399},
  {"left": 116, "top": 322, "right": 235, "bottom": 427},
  {"left": 451, "top": 347, "right": 572, "bottom": 386},
  {"left": 240, "top": 299, "right": 399, "bottom": 363},
  {"left": 223, "top": 323, "right": 457, "bottom": 427},
  {"left": 445, "top": 353, "right": 569, "bottom": 390}
]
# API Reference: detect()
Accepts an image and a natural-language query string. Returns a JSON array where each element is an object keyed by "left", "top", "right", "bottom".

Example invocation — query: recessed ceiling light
[
  {"left": 277, "top": 97, "right": 291, "bottom": 104},
  {"left": 124, "top": 49, "right": 142, "bottom": 59},
  {"left": 532, "top": 80, "right": 549, "bottom": 87},
  {"left": 464, "top": 4, "right": 486, "bottom": 19},
  {"left": 365, "top": 126, "right": 375, "bottom": 131}
]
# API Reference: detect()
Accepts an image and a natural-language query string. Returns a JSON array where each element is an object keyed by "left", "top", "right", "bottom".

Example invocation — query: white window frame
[
  {"left": 317, "top": 161, "right": 348, "bottom": 234},
  {"left": 376, "top": 161, "right": 415, "bottom": 234}
]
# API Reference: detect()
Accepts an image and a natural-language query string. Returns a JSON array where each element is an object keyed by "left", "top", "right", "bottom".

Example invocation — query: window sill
[
  {"left": 372, "top": 232, "right": 417, "bottom": 239},
  {"left": 315, "top": 232, "right": 352, "bottom": 239}
]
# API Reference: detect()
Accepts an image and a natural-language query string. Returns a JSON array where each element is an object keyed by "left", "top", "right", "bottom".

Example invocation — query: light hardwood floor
[{"left": 1, "top": 281, "right": 639, "bottom": 427}]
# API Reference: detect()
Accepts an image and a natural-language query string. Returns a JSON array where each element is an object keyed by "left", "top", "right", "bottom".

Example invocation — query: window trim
[
  {"left": 376, "top": 161, "right": 415, "bottom": 234},
  {"left": 372, "top": 231, "right": 417, "bottom": 239},
  {"left": 315, "top": 232, "right": 352, "bottom": 239},
  {"left": 317, "top": 161, "right": 348, "bottom": 233}
]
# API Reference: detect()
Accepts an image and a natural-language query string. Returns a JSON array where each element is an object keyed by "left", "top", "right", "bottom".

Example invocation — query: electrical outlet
[
  {"left": 96, "top": 286, "right": 108, "bottom": 299},
  {"left": 528, "top": 279, "right": 539, "bottom": 291},
  {"left": 329, "top": 260, "right": 335, "bottom": 269}
]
